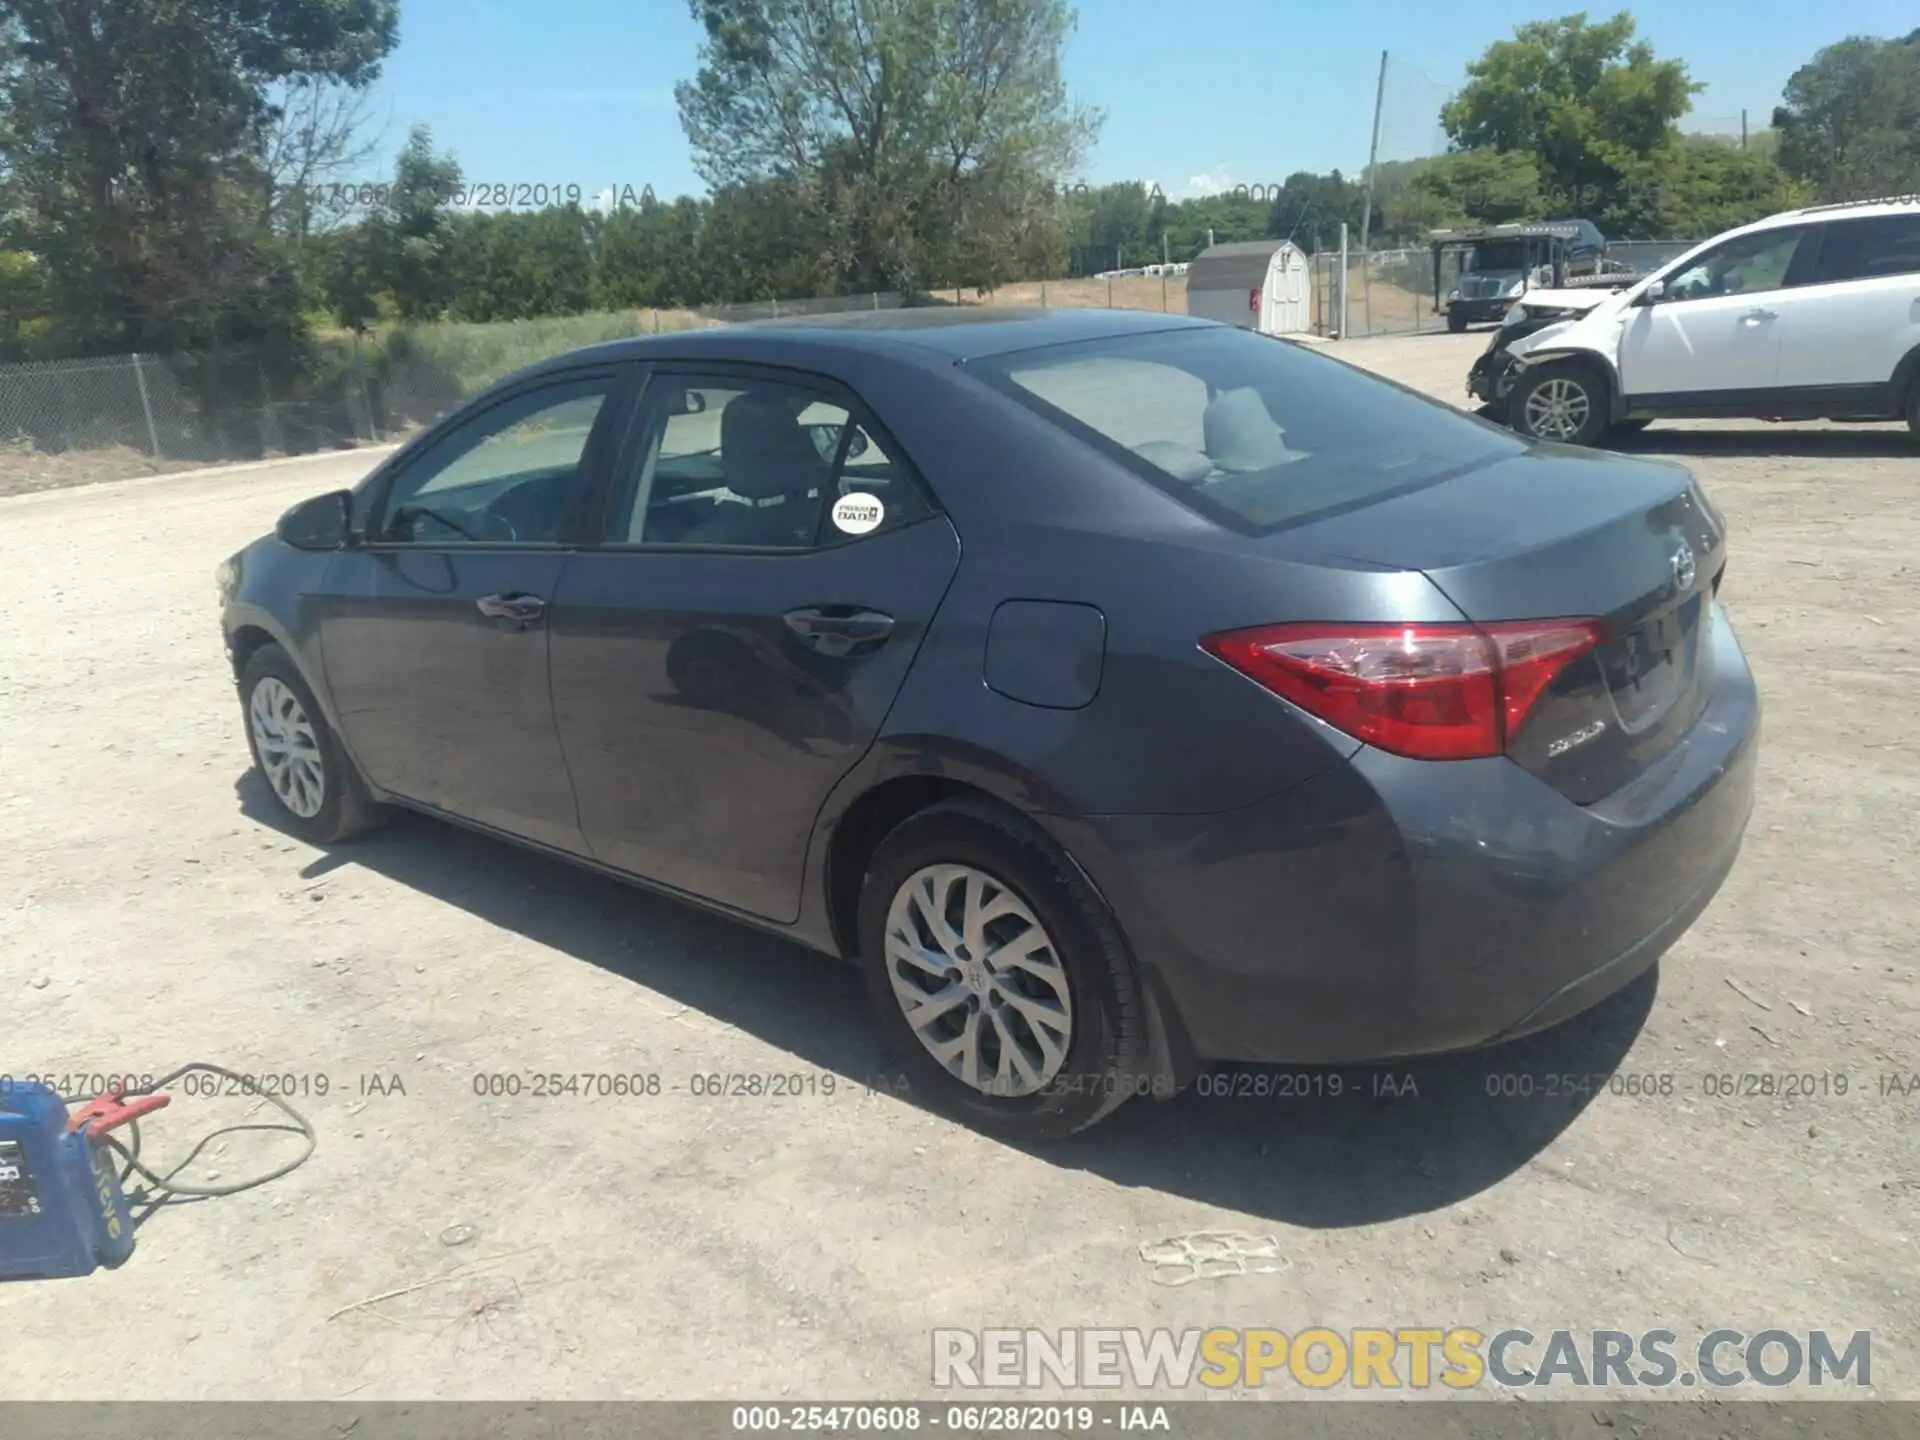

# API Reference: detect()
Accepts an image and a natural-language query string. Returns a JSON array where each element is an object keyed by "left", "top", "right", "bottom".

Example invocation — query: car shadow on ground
[
  {"left": 243, "top": 776, "right": 1651, "bottom": 1228},
  {"left": 1616, "top": 427, "right": 1914, "bottom": 459}
]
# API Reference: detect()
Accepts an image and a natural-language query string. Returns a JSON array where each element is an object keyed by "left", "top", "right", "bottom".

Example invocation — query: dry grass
[
  {"left": 0, "top": 438, "right": 200, "bottom": 497},
  {"left": 975, "top": 270, "right": 1437, "bottom": 337},
  {"left": 969, "top": 275, "right": 1188, "bottom": 314}
]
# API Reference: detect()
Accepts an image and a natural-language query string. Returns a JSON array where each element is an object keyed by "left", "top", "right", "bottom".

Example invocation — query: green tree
[
  {"left": 367, "top": 127, "right": 464, "bottom": 322},
  {"left": 1773, "top": 31, "right": 1920, "bottom": 202},
  {"left": 1265, "top": 171, "right": 1361, "bottom": 249},
  {"left": 1361, "top": 158, "right": 1430, "bottom": 244},
  {"left": 698, "top": 180, "right": 822, "bottom": 300},
  {"left": 0, "top": 248, "right": 50, "bottom": 358},
  {"left": 1381, "top": 182, "right": 1457, "bottom": 246},
  {"left": 1402, "top": 150, "right": 1544, "bottom": 228},
  {"left": 439, "top": 206, "right": 597, "bottom": 322},
  {"left": 0, "top": 0, "right": 397, "bottom": 353},
  {"left": 1441, "top": 12, "right": 1699, "bottom": 212},
  {"left": 591, "top": 194, "right": 705, "bottom": 309},
  {"left": 1143, "top": 190, "right": 1269, "bottom": 268},
  {"left": 676, "top": 0, "right": 1100, "bottom": 291},
  {"left": 314, "top": 223, "right": 381, "bottom": 331},
  {"left": 1609, "top": 135, "right": 1810, "bottom": 238},
  {"left": 1080, "top": 181, "right": 1157, "bottom": 270}
]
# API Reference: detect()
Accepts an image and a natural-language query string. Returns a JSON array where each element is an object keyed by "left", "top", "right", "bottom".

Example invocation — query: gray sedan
[{"left": 218, "top": 307, "right": 1759, "bottom": 1139}]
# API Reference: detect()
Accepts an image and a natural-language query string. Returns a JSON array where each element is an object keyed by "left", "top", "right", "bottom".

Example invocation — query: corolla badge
[
  {"left": 1547, "top": 719, "right": 1607, "bottom": 758},
  {"left": 1672, "top": 540, "right": 1697, "bottom": 592}
]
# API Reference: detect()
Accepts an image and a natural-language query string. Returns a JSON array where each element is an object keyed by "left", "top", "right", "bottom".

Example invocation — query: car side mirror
[
  {"left": 276, "top": 489, "right": 352, "bottom": 551},
  {"left": 1636, "top": 279, "right": 1666, "bottom": 307}
]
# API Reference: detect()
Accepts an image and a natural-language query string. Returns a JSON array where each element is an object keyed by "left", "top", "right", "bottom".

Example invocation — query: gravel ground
[{"left": 1, "top": 332, "right": 1914, "bottom": 1404}]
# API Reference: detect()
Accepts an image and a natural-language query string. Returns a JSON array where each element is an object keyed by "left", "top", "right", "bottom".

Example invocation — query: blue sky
[{"left": 360, "top": 0, "right": 1917, "bottom": 204}]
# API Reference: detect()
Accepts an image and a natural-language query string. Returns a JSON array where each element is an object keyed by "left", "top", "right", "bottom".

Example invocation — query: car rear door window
[
  {"left": 976, "top": 326, "right": 1521, "bottom": 535},
  {"left": 1809, "top": 214, "right": 1920, "bottom": 283},
  {"left": 607, "top": 373, "right": 930, "bottom": 548}
]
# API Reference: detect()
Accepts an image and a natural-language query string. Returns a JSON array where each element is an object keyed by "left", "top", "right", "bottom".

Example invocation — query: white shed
[{"left": 1184, "top": 239, "right": 1310, "bottom": 335}]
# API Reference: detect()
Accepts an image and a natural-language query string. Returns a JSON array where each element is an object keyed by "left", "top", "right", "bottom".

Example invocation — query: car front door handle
[
  {"left": 1741, "top": 308, "right": 1778, "bottom": 324},
  {"left": 783, "top": 605, "right": 895, "bottom": 657},
  {"left": 476, "top": 592, "right": 547, "bottom": 626}
]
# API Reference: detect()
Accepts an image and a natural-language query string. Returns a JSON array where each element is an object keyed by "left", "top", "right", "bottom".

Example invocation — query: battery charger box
[{"left": 0, "top": 1081, "right": 136, "bottom": 1280}]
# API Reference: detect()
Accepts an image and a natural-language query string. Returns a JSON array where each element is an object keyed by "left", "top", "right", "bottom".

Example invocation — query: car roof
[
  {"left": 521, "top": 305, "right": 1215, "bottom": 378},
  {"left": 1751, "top": 194, "right": 1920, "bottom": 232},
  {"left": 1645, "top": 194, "right": 1920, "bottom": 266}
]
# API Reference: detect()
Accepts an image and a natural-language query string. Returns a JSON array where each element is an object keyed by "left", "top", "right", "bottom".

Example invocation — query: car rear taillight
[{"left": 1201, "top": 620, "right": 1606, "bottom": 761}]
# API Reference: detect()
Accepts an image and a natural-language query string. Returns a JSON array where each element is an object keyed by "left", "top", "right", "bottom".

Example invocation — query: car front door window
[
  {"left": 377, "top": 379, "right": 615, "bottom": 545},
  {"left": 1661, "top": 229, "right": 1806, "bottom": 304}
]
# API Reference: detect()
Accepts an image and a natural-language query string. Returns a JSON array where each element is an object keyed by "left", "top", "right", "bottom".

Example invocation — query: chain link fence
[{"left": 0, "top": 345, "right": 384, "bottom": 495}]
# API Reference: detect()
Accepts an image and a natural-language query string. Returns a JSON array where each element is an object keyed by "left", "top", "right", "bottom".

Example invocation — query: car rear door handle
[
  {"left": 476, "top": 592, "right": 547, "bottom": 625},
  {"left": 783, "top": 605, "right": 894, "bottom": 656},
  {"left": 1741, "top": 308, "right": 1778, "bottom": 324}
]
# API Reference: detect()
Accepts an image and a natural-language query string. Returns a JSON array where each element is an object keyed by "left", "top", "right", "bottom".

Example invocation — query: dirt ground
[{"left": 1, "top": 332, "right": 1915, "bottom": 1404}]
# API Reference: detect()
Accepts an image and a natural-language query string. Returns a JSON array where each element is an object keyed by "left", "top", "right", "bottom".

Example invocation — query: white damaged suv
[{"left": 1488, "top": 197, "right": 1920, "bottom": 446}]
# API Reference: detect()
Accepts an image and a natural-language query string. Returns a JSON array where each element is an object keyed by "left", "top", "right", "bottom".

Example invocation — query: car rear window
[{"left": 974, "top": 326, "right": 1523, "bottom": 535}]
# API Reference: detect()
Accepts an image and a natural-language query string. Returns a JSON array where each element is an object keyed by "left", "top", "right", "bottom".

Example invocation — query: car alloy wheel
[
  {"left": 248, "top": 675, "right": 326, "bottom": 819},
  {"left": 1521, "top": 376, "right": 1592, "bottom": 441},
  {"left": 856, "top": 799, "right": 1152, "bottom": 1138},
  {"left": 882, "top": 863, "right": 1074, "bottom": 1099}
]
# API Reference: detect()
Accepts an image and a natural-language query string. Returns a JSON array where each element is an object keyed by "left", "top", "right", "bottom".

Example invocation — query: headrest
[
  {"left": 1203, "top": 387, "right": 1290, "bottom": 474},
  {"left": 721, "top": 391, "right": 830, "bottom": 500}
]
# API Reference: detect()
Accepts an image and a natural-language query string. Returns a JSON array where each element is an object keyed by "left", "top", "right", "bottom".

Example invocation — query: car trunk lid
[{"left": 1273, "top": 446, "right": 1728, "bottom": 802}]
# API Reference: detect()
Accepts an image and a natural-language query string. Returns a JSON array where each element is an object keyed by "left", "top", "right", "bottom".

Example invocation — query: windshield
[
  {"left": 1468, "top": 239, "right": 1532, "bottom": 272},
  {"left": 975, "top": 326, "right": 1522, "bottom": 536}
]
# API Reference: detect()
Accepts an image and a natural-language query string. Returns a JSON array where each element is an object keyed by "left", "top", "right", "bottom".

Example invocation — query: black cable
[{"left": 100, "top": 1063, "right": 317, "bottom": 1199}]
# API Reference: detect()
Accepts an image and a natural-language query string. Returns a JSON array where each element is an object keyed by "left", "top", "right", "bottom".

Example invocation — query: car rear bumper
[{"left": 1051, "top": 604, "right": 1759, "bottom": 1065}]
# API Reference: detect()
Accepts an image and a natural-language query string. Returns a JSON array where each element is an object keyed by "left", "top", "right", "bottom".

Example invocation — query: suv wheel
[
  {"left": 856, "top": 799, "right": 1148, "bottom": 1140},
  {"left": 240, "top": 644, "right": 387, "bottom": 844},
  {"left": 1906, "top": 378, "right": 1920, "bottom": 438},
  {"left": 1510, "top": 361, "right": 1610, "bottom": 446}
]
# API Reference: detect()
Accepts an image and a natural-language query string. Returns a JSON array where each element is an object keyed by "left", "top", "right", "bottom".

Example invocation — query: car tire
[
  {"left": 239, "top": 643, "right": 386, "bottom": 844},
  {"left": 856, "top": 798, "right": 1148, "bottom": 1141},
  {"left": 1509, "top": 361, "right": 1611, "bottom": 447},
  {"left": 1905, "top": 379, "right": 1920, "bottom": 439}
]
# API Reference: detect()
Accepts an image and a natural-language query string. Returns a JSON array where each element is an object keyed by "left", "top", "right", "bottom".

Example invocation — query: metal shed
[{"left": 1184, "top": 239, "right": 1311, "bottom": 335}]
